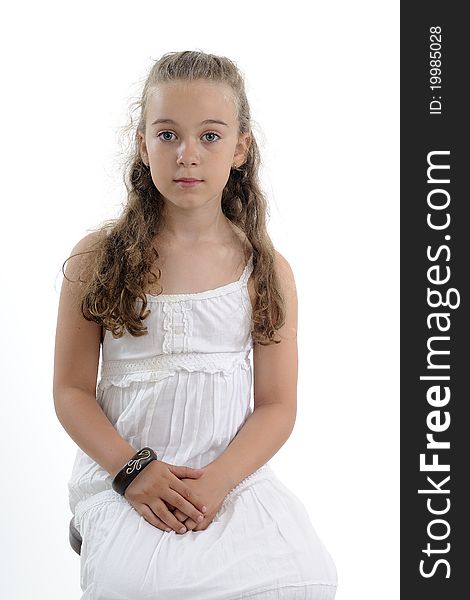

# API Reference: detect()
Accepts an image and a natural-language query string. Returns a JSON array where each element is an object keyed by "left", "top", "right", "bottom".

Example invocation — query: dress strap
[{"left": 240, "top": 252, "right": 254, "bottom": 284}]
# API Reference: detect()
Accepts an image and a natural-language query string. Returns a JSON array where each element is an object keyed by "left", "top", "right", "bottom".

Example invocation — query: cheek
[
  {"left": 209, "top": 150, "right": 233, "bottom": 173},
  {"left": 150, "top": 150, "right": 174, "bottom": 173},
  {"left": 149, "top": 141, "right": 166, "bottom": 158}
]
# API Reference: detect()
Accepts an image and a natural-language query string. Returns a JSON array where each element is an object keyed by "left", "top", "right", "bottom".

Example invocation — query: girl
[{"left": 54, "top": 50, "right": 338, "bottom": 600}]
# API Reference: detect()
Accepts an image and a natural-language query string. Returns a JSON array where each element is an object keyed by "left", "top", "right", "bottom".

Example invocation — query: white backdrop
[{"left": 0, "top": 1, "right": 399, "bottom": 598}]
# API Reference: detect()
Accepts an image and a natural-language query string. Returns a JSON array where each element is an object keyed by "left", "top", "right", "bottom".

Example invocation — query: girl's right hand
[{"left": 124, "top": 460, "right": 207, "bottom": 534}]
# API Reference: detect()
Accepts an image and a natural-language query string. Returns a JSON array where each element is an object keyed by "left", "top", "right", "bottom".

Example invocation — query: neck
[{"left": 159, "top": 202, "right": 233, "bottom": 244}]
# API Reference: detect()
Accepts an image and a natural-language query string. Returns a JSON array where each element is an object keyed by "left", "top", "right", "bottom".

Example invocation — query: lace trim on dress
[
  {"left": 98, "top": 351, "right": 251, "bottom": 389},
  {"left": 73, "top": 462, "right": 274, "bottom": 526},
  {"left": 222, "top": 464, "right": 272, "bottom": 504},
  {"left": 161, "top": 300, "right": 192, "bottom": 354}
]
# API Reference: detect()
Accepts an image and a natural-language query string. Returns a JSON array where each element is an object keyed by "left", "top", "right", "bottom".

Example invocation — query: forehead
[{"left": 147, "top": 80, "right": 237, "bottom": 125}]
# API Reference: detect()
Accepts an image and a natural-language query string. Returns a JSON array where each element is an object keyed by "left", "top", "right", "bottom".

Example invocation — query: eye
[
  {"left": 202, "top": 132, "right": 221, "bottom": 143},
  {"left": 156, "top": 131, "right": 221, "bottom": 143},
  {"left": 157, "top": 131, "right": 176, "bottom": 141}
]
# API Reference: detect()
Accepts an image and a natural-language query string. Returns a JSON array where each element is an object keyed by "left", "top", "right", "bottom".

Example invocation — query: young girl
[{"left": 54, "top": 50, "right": 338, "bottom": 600}]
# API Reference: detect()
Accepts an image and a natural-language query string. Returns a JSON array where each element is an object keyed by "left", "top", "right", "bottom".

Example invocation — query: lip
[
  {"left": 175, "top": 178, "right": 202, "bottom": 182},
  {"left": 174, "top": 178, "right": 203, "bottom": 188}
]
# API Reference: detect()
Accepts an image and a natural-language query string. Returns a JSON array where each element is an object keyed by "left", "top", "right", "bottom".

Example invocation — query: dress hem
[{"left": 233, "top": 581, "right": 338, "bottom": 599}]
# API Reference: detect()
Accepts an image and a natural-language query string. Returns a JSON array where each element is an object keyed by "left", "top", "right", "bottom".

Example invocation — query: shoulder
[
  {"left": 272, "top": 250, "right": 298, "bottom": 339},
  {"left": 71, "top": 229, "right": 107, "bottom": 254},
  {"left": 273, "top": 249, "right": 293, "bottom": 276},
  {"left": 273, "top": 249, "right": 297, "bottom": 298},
  {"left": 247, "top": 248, "right": 297, "bottom": 309},
  {"left": 65, "top": 229, "right": 107, "bottom": 279}
]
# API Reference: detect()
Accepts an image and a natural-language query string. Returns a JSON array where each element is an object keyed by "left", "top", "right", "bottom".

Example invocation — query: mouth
[
  {"left": 174, "top": 178, "right": 202, "bottom": 182},
  {"left": 174, "top": 178, "right": 203, "bottom": 188}
]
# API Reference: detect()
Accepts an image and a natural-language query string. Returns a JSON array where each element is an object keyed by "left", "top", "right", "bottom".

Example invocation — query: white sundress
[{"left": 68, "top": 252, "right": 338, "bottom": 599}]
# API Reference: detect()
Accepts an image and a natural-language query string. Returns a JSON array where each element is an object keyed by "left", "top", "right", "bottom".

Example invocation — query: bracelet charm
[{"left": 112, "top": 447, "right": 158, "bottom": 496}]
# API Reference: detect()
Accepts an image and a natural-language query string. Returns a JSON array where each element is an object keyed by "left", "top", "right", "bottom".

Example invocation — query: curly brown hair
[{"left": 62, "top": 50, "right": 286, "bottom": 345}]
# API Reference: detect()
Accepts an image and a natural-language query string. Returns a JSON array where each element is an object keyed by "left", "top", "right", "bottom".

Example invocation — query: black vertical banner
[{"left": 401, "top": 4, "right": 469, "bottom": 598}]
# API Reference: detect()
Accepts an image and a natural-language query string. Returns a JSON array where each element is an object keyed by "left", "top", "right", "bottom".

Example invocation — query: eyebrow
[{"left": 150, "top": 118, "right": 229, "bottom": 127}]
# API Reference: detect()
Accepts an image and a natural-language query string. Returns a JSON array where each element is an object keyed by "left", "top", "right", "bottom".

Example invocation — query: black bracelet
[{"left": 112, "top": 447, "right": 158, "bottom": 496}]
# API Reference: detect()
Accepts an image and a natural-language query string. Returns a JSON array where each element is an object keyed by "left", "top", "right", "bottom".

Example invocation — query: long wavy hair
[{"left": 62, "top": 50, "right": 285, "bottom": 345}]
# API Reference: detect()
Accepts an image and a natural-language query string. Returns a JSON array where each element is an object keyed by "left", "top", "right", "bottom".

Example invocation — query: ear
[
  {"left": 233, "top": 131, "right": 251, "bottom": 166},
  {"left": 138, "top": 131, "right": 149, "bottom": 165}
]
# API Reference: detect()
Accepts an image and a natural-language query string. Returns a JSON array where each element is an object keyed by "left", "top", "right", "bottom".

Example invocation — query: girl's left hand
[{"left": 165, "top": 468, "right": 231, "bottom": 532}]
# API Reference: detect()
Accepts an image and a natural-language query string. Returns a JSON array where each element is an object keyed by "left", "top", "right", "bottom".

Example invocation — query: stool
[{"left": 69, "top": 517, "right": 82, "bottom": 555}]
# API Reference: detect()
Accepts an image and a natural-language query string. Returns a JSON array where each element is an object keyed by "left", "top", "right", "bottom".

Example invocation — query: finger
[
  {"left": 184, "top": 468, "right": 205, "bottom": 478},
  {"left": 184, "top": 517, "right": 198, "bottom": 531},
  {"left": 167, "top": 490, "right": 206, "bottom": 525},
  {"left": 193, "top": 516, "right": 211, "bottom": 532},
  {"left": 170, "top": 479, "right": 208, "bottom": 515},
  {"left": 170, "top": 466, "right": 205, "bottom": 479},
  {"left": 139, "top": 504, "right": 173, "bottom": 532},
  {"left": 173, "top": 508, "right": 189, "bottom": 522},
  {"left": 147, "top": 499, "right": 191, "bottom": 533}
]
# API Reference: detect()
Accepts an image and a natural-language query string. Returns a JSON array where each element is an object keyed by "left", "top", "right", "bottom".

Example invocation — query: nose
[{"left": 176, "top": 138, "right": 200, "bottom": 167}]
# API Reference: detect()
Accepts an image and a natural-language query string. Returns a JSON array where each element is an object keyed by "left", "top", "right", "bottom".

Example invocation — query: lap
[{"left": 76, "top": 470, "right": 338, "bottom": 599}]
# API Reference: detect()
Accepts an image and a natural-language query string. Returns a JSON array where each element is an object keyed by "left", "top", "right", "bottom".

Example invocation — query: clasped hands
[
  {"left": 164, "top": 466, "right": 230, "bottom": 532},
  {"left": 124, "top": 459, "right": 233, "bottom": 534}
]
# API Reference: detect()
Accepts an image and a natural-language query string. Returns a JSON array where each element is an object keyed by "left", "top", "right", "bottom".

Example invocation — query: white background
[{"left": 0, "top": 1, "right": 399, "bottom": 598}]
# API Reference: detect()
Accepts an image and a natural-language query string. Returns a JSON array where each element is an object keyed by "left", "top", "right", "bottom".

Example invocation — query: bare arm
[
  {"left": 205, "top": 250, "right": 298, "bottom": 491},
  {"left": 53, "top": 232, "right": 136, "bottom": 478},
  {"left": 54, "top": 232, "right": 213, "bottom": 534},
  {"left": 54, "top": 386, "right": 138, "bottom": 479}
]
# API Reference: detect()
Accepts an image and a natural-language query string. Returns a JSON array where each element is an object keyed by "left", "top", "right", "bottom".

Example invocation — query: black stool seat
[{"left": 69, "top": 517, "right": 82, "bottom": 556}]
